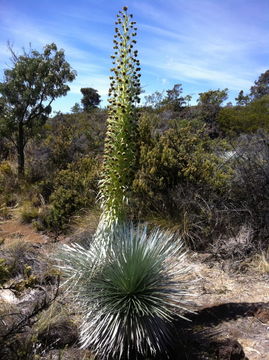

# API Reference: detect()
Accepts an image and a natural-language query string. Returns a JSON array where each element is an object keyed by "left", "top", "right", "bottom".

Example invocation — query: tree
[
  {"left": 162, "top": 83, "right": 187, "bottom": 111},
  {"left": 250, "top": 70, "right": 269, "bottom": 100},
  {"left": 0, "top": 43, "right": 76, "bottom": 177},
  {"left": 197, "top": 88, "right": 228, "bottom": 136},
  {"left": 80, "top": 87, "right": 101, "bottom": 112},
  {"left": 198, "top": 88, "right": 228, "bottom": 107},
  {"left": 235, "top": 90, "right": 250, "bottom": 106},
  {"left": 144, "top": 90, "right": 164, "bottom": 109},
  {"left": 70, "top": 102, "right": 82, "bottom": 113}
]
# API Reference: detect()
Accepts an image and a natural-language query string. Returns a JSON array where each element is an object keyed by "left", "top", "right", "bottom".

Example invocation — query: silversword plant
[
  {"left": 57, "top": 7, "right": 196, "bottom": 360},
  {"left": 58, "top": 223, "right": 195, "bottom": 359},
  {"left": 99, "top": 6, "right": 141, "bottom": 226}
]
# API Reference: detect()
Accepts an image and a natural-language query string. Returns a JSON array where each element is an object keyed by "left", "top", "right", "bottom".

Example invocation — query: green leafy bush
[
  {"left": 42, "top": 156, "right": 100, "bottom": 231},
  {"left": 20, "top": 201, "right": 39, "bottom": 224},
  {"left": 0, "top": 258, "right": 11, "bottom": 285},
  {"left": 130, "top": 120, "right": 232, "bottom": 246},
  {"left": 217, "top": 95, "right": 269, "bottom": 136},
  {"left": 0, "top": 161, "right": 18, "bottom": 199},
  {"left": 26, "top": 110, "right": 106, "bottom": 183},
  {"left": 134, "top": 121, "right": 230, "bottom": 204}
]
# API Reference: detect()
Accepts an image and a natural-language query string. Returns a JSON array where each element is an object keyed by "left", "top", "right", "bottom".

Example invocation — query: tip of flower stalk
[{"left": 123, "top": 6, "right": 128, "bottom": 11}]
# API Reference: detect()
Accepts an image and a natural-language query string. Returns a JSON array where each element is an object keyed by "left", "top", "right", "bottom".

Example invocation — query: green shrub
[
  {"left": 133, "top": 121, "right": 231, "bottom": 208},
  {"left": 0, "top": 203, "right": 11, "bottom": 219},
  {"left": 228, "top": 131, "right": 269, "bottom": 248},
  {"left": 0, "top": 161, "right": 18, "bottom": 200},
  {"left": 26, "top": 110, "right": 107, "bottom": 183},
  {"left": 20, "top": 201, "right": 39, "bottom": 224},
  {"left": 129, "top": 120, "right": 232, "bottom": 247},
  {"left": 43, "top": 156, "right": 100, "bottom": 231},
  {"left": 217, "top": 95, "right": 269, "bottom": 136},
  {"left": 0, "top": 258, "right": 11, "bottom": 285},
  {"left": 0, "top": 240, "right": 33, "bottom": 277}
]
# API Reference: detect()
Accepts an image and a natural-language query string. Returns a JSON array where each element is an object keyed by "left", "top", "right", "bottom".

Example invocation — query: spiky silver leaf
[{"left": 57, "top": 222, "right": 196, "bottom": 359}]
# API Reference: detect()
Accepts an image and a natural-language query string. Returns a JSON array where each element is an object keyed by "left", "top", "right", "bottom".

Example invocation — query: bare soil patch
[{"left": 0, "top": 216, "right": 50, "bottom": 245}]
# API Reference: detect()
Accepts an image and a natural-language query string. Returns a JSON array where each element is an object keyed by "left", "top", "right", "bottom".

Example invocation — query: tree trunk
[{"left": 17, "top": 122, "right": 25, "bottom": 178}]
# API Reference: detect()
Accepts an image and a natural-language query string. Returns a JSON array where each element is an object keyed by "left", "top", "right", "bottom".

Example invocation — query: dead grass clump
[
  {"left": 34, "top": 301, "right": 78, "bottom": 349},
  {"left": 212, "top": 224, "right": 255, "bottom": 262},
  {"left": 247, "top": 249, "right": 269, "bottom": 274},
  {"left": 0, "top": 240, "right": 41, "bottom": 278}
]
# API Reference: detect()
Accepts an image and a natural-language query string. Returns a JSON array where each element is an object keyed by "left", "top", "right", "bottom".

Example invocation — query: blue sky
[{"left": 0, "top": 0, "right": 268, "bottom": 113}]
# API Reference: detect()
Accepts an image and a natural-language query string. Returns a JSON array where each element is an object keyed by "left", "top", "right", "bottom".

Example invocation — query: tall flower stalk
[
  {"left": 99, "top": 6, "right": 141, "bottom": 226},
  {"left": 57, "top": 7, "right": 197, "bottom": 360}
]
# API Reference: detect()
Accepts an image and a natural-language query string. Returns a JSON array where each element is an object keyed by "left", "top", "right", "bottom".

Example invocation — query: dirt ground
[
  {"left": 190, "top": 253, "right": 269, "bottom": 360},
  {"left": 0, "top": 216, "right": 268, "bottom": 359}
]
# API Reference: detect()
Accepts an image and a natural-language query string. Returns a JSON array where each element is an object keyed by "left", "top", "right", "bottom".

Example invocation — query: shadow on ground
[{"left": 171, "top": 301, "right": 269, "bottom": 360}]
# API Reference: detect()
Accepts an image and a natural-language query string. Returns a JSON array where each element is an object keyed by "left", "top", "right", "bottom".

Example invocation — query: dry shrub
[
  {"left": 35, "top": 301, "right": 78, "bottom": 349},
  {"left": 247, "top": 249, "right": 269, "bottom": 274},
  {"left": 230, "top": 130, "right": 269, "bottom": 248},
  {"left": 20, "top": 201, "right": 39, "bottom": 224},
  {"left": 0, "top": 240, "right": 41, "bottom": 277},
  {"left": 211, "top": 224, "right": 255, "bottom": 262}
]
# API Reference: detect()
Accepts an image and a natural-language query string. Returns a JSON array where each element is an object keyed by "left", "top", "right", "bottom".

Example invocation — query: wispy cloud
[
  {"left": 134, "top": 0, "right": 269, "bottom": 96},
  {"left": 0, "top": 0, "right": 268, "bottom": 111}
]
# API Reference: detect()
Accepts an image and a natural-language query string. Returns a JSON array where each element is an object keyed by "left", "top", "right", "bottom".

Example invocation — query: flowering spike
[{"left": 99, "top": 7, "right": 141, "bottom": 226}]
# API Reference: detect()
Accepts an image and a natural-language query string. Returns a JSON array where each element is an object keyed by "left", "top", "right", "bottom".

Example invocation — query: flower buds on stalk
[{"left": 99, "top": 6, "right": 141, "bottom": 226}]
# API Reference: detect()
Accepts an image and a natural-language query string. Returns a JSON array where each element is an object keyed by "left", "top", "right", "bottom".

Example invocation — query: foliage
[
  {"left": 0, "top": 43, "right": 76, "bottom": 177},
  {"left": 0, "top": 258, "right": 11, "bottom": 285},
  {"left": 144, "top": 85, "right": 191, "bottom": 113},
  {"left": 162, "top": 83, "right": 188, "bottom": 111},
  {"left": 80, "top": 87, "right": 101, "bottom": 112},
  {"left": 131, "top": 119, "right": 232, "bottom": 246},
  {"left": 42, "top": 157, "right": 100, "bottom": 231},
  {"left": 20, "top": 201, "right": 39, "bottom": 224},
  {"left": 250, "top": 69, "right": 269, "bottom": 100},
  {"left": 0, "top": 161, "right": 18, "bottom": 204},
  {"left": 0, "top": 135, "right": 11, "bottom": 161},
  {"left": 134, "top": 121, "right": 230, "bottom": 199},
  {"left": 197, "top": 88, "right": 228, "bottom": 136},
  {"left": 70, "top": 102, "right": 82, "bottom": 113},
  {"left": 27, "top": 110, "right": 106, "bottom": 182},
  {"left": 99, "top": 6, "right": 141, "bottom": 225},
  {"left": 144, "top": 90, "right": 164, "bottom": 109},
  {"left": 217, "top": 95, "right": 269, "bottom": 135},
  {"left": 198, "top": 88, "right": 228, "bottom": 107},
  {"left": 235, "top": 90, "right": 250, "bottom": 106},
  {"left": 57, "top": 222, "right": 194, "bottom": 359},
  {"left": 0, "top": 240, "right": 35, "bottom": 278}
]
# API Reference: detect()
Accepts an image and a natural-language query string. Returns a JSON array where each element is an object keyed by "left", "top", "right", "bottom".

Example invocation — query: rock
[{"left": 0, "top": 289, "right": 19, "bottom": 304}]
